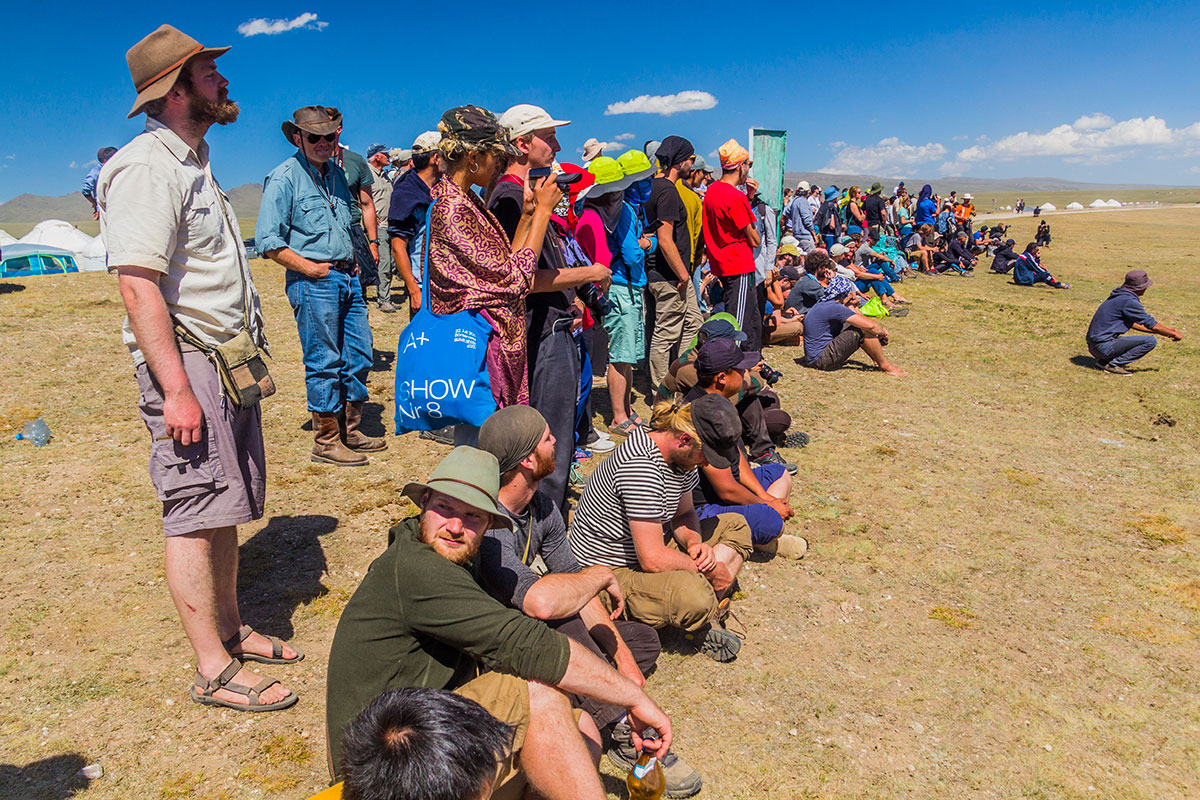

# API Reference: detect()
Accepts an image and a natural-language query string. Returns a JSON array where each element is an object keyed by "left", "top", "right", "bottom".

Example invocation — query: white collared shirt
[{"left": 99, "top": 118, "right": 266, "bottom": 365}]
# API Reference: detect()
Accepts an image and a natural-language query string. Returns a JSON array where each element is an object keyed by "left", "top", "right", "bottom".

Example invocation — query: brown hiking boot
[
  {"left": 340, "top": 402, "right": 387, "bottom": 452},
  {"left": 312, "top": 412, "right": 368, "bottom": 466}
]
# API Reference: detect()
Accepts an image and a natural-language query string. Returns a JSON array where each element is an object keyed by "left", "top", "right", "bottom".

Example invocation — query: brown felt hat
[
  {"left": 281, "top": 106, "right": 343, "bottom": 145},
  {"left": 125, "top": 25, "right": 230, "bottom": 119}
]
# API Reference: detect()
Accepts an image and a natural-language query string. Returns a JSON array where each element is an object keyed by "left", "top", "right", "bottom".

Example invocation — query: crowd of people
[{"left": 92, "top": 25, "right": 1185, "bottom": 800}]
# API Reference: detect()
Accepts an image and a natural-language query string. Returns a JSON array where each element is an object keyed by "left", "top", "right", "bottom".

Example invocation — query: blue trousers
[
  {"left": 1089, "top": 335, "right": 1156, "bottom": 367},
  {"left": 285, "top": 269, "right": 373, "bottom": 413},
  {"left": 695, "top": 463, "right": 788, "bottom": 545},
  {"left": 575, "top": 331, "right": 593, "bottom": 446},
  {"left": 855, "top": 278, "right": 894, "bottom": 297}
]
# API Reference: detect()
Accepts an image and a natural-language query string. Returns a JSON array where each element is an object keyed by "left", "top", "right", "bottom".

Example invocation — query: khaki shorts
[
  {"left": 613, "top": 513, "right": 753, "bottom": 632},
  {"left": 455, "top": 672, "right": 531, "bottom": 800},
  {"left": 136, "top": 347, "right": 266, "bottom": 536}
]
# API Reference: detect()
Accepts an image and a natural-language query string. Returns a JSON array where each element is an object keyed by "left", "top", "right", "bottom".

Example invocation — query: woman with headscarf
[
  {"left": 426, "top": 105, "right": 562, "bottom": 425},
  {"left": 914, "top": 184, "right": 938, "bottom": 227}
]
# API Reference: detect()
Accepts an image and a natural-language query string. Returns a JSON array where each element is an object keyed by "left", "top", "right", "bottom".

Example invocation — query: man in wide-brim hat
[
  {"left": 99, "top": 24, "right": 298, "bottom": 714},
  {"left": 1085, "top": 269, "right": 1183, "bottom": 375},
  {"left": 256, "top": 104, "right": 384, "bottom": 466},
  {"left": 325, "top": 446, "right": 676, "bottom": 797}
]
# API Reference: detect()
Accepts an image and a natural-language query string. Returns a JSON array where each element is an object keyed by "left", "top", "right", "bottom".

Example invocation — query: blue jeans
[
  {"left": 1089, "top": 335, "right": 1156, "bottom": 367},
  {"left": 285, "top": 269, "right": 373, "bottom": 413},
  {"left": 575, "top": 331, "right": 593, "bottom": 446},
  {"left": 695, "top": 464, "right": 788, "bottom": 545},
  {"left": 855, "top": 278, "right": 894, "bottom": 297},
  {"left": 875, "top": 260, "right": 902, "bottom": 281}
]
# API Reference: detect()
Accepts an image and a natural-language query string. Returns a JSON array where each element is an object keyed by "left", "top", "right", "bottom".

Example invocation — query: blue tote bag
[{"left": 393, "top": 199, "right": 498, "bottom": 434}]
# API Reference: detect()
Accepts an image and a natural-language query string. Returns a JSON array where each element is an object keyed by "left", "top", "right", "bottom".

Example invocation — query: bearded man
[{"left": 99, "top": 26, "right": 297, "bottom": 711}]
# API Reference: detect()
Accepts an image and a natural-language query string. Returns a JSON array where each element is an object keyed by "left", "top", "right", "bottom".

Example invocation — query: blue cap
[
  {"left": 698, "top": 318, "right": 747, "bottom": 344},
  {"left": 824, "top": 186, "right": 838, "bottom": 200},
  {"left": 366, "top": 142, "right": 389, "bottom": 157}
]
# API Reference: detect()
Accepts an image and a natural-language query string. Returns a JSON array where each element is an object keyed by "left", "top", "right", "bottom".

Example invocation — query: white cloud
[
  {"left": 604, "top": 91, "right": 717, "bottom": 116},
  {"left": 238, "top": 13, "right": 328, "bottom": 37},
  {"left": 821, "top": 137, "right": 947, "bottom": 176},
  {"left": 68, "top": 160, "right": 98, "bottom": 169},
  {"left": 1073, "top": 113, "right": 1115, "bottom": 131},
  {"left": 952, "top": 115, "right": 1197, "bottom": 167},
  {"left": 614, "top": 132, "right": 635, "bottom": 141},
  {"left": 3, "top": 154, "right": 14, "bottom": 160}
]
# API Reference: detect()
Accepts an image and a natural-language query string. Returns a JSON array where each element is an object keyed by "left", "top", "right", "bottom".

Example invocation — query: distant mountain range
[
  {"left": 0, "top": 184, "right": 265, "bottom": 225},
  {"left": 1, "top": 174, "right": 1194, "bottom": 226}
]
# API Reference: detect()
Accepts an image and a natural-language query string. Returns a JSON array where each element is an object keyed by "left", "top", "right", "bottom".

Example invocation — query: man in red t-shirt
[{"left": 703, "top": 139, "right": 762, "bottom": 350}]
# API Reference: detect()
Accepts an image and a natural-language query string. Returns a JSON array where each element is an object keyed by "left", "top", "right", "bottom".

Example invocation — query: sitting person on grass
[
  {"left": 1012, "top": 243, "right": 1069, "bottom": 289},
  {"left": 475, "top": 406, "right": 703, "bottom": 798},
  {"left": 800, "top": 292, "right": 906, "bottom": 376},
  {"left": 684, "top": 342, "right": 808, "bottom": 559},
  {"left": 989, "top": 238, "right": 1021, "bottom": 274},
  {"left": 569, "top": 400, "right": 754, "bottom": 663},
  {"left": 764, "top": 252, "right": 804, "bottom": 345},
  {"left": 904, "top": 224, "right": 938, "bottom": 274},
  {"left": 325, "top": 447, "right": 673, "bottom": 799},
  {"left": 932, "top": 231, "right": 977, "bottom": 275},
  {"left": 850, "top": 231, "right": 912, "bottom": 307}
]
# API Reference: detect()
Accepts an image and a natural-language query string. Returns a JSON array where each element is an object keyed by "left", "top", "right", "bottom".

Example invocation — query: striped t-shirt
[{"left": 570, "top": 427, "right": 699, "bottom": 569}]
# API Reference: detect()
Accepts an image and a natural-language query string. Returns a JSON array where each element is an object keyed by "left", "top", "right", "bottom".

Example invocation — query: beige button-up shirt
[{"left": 98, "top": 118, "right": 266, "bottom": 366}]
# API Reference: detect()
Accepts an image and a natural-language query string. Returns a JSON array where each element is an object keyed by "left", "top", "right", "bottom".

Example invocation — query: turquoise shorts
[{"left": 601, "top": 285, "right": 646, "bottom": 365}]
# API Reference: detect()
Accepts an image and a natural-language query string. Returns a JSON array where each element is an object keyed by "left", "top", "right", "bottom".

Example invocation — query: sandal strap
[
  {"left": 195, "top": 659, "right": 244, "bottom": 697},
  {"left": 221, "top": 625, "right": 254, "bottom": 651},
  {"left": 269, "top": 638, "right": 283, "bottom": 659}
]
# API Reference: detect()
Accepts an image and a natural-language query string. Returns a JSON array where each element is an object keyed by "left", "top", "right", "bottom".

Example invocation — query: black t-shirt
[
  {"left": 644, "top": 177, "right": 691, "bottom": 284},
  {"left": 862, "top": 194, "right": 887, "bottom": 227},
  {"left": 487, "top": 180, "right": 574, "bottom": 362}
]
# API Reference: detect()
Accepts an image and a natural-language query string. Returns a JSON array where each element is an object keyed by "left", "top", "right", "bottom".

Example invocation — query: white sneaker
[
  {"left": 594, "top": 430, "right": 613, "bottom": 440},
  {"left": 589, "top": 437, "right": 615, "bottom": 453},
  {"left": 757, "top": 534, "right": 808, "bottom": 560}
]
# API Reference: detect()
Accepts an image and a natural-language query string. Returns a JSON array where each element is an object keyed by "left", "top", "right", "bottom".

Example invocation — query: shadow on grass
[
  {"left": 237, "top": 514, "right": 338, "bottom": 640},
  {"left": 371, "top": 347, "right": 394, "bottom": 373},
  {"left": 0, "top": 753, "right": 90, "bottom": 799},
  {"left": 1070, "top": 354, "right": 1101, "bottom": 370},
  {"left": 0, "top": 282, "right": 26, "bottom": 294}
]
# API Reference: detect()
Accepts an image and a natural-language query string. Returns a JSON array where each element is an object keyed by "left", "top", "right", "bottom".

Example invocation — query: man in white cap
[
  {"left": 100, "top": 24, "right": 296, "bottom": 712},
  {"left": 490, "top": 104, "right": 612, "bottom": 514},
  {"left": 781, "top": 179, "right": 817, "bottom": 253},
  {"left": 387, "top": 131, "right": 441, "bottom": 316}
]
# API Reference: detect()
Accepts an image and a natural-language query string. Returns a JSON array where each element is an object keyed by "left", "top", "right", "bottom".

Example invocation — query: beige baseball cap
[{"left": 499, "top": 104, "right": 570, "bottom": 140}]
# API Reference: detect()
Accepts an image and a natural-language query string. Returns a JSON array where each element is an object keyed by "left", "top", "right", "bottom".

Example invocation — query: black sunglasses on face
[{"left": 306, "top": 132, "right": 337, "bottom": 144}]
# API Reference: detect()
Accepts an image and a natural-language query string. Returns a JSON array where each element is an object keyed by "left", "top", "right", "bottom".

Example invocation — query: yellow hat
[{"left": 718, "top": 138, "right": 749, "bottom": 169}]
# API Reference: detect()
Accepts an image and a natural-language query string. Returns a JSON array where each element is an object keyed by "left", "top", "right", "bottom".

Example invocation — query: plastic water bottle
[
  {"left": 16, "top": 417, "right": 51, "bottom": 446},
  {"left": 626, "top": 751, "right": 665, "bottom": 799}
]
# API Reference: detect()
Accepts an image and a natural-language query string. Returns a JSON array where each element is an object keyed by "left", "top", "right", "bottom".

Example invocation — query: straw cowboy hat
[
  {"left": 281, "top": 106, "right": 342, "bottom": 145},
  {"left": 125, "top": 25, "right": 230, "bottom": 119}
]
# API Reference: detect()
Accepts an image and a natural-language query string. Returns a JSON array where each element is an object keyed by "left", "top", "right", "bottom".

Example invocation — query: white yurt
[
  {"left": 1005, "top": 205, "right": 1012, "bottom": 210},
  {"left": 77, "top": 235, "right": 108, "bottom": 272},
  {"left": 0, "top": 229, "right": 17, "bottom": 246},
  {"left": 1066, "top": 202, "right": 1084, "bottom": 210},
  {"left": 1089, "top": 199, "right": 1107, "bottom": 208},
  {"left": 1040, "top": 203, "right": 1057, "bottom": 211},
  {"left": 1105, "top": 199, "right": 1121, "bottom": 207},
  {"left": 19, "top": 220, "right": 95, "bottom": 252}
]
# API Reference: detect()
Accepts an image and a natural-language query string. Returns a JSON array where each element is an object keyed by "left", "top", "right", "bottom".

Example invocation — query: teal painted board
[{"left": 749, "top": 128, "right": 787, "bottom": 212}]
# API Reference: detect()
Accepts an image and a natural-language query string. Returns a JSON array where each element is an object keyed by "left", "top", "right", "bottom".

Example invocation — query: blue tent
[{"left": 1, "top": 243, "right": 80, "bottom": 278}]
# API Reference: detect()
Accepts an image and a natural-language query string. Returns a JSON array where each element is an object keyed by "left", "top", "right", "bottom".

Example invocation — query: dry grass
[{"left": 2, "top": 208, "right": 1200, "bottom": 799}]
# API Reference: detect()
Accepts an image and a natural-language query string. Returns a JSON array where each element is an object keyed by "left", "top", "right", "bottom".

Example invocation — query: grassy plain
[{"left": 1, "top": 208, "right": 1198, "bottom": 800}]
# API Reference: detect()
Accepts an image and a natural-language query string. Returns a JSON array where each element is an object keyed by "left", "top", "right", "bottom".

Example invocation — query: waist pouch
[{"left": 174, "top": 322, "right": 275, "bottom": 409}]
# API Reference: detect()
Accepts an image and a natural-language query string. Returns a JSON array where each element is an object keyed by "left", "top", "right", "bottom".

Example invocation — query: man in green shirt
[{"left": 326, "top": 447, "right": 672, "bottom": 799}]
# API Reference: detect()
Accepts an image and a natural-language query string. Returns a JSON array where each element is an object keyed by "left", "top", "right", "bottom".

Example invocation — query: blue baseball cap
[{"left": 366, "top": 142, "right": 389, "bottom": 157}]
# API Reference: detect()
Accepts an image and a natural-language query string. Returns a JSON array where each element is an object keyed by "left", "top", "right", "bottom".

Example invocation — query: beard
[
  {"left": 531, "top": 450, "right": 556, "bottom": 481},
  {"left": 418, "top": 513, "right": 480, "bottom": 566},
  {"left": 190, "top": 87, "right": 239, "bottom": 127},
  {"left": 666, "top": 445, "right": 702, "bottom": 472}
]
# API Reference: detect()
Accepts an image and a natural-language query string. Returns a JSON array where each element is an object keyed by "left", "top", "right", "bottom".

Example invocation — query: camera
[
  {"left": 528, "top": 167, "right": 582, "bottom": 189},
  {"left": 758, "top": 362, "right": 783, "bottom": 386},
  {"left": 578, "top": 281, "right": 616, "bottom": 318}
]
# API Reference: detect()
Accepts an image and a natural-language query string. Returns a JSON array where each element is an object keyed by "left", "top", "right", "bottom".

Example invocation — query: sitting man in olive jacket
[{"left": 326, "top": 447, "right": 672, "bottom": 800}]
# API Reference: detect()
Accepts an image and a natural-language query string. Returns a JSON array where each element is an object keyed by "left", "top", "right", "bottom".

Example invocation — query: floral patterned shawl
[{"left": 427, "top": 178, "right": 537, "bottom": 406}]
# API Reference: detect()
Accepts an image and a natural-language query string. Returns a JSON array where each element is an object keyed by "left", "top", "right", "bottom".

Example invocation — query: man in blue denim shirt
[{"left": 257, "top": 105, "right": 385, "bottom": 466}]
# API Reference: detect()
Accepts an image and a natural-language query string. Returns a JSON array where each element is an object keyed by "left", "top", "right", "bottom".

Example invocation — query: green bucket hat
[
  {"left": 400, "top": 447, "right": 512, "bottom": 530},
  {"left": 580, "top": 156, "right": 633, "bottom": 200},
  {"left": 616, "top": 149, "right": 656, "bottom": 183}
]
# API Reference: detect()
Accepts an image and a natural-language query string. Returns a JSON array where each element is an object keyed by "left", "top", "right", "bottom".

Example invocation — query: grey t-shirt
[{"left": 476, "top": 491, "right": 581, "bottom": 613}]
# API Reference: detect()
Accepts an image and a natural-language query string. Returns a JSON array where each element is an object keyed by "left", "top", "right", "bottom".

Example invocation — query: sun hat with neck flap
[
  {"left": 579, "top": 156, "right": 633, "bottom": 201},
  {"left": 125, "top": 24, "right": 231, "bottom": 119},
  {"left": 400, "top": 447, "right": 512, "bottom": 530},
  {"left": 478, "top": 405, "right": 549, "bottom": 476}
]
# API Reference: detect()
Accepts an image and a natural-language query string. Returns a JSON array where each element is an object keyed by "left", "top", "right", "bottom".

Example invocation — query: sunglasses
[{"left": 306, "top": 132, "right": 337, "bottom": 144}]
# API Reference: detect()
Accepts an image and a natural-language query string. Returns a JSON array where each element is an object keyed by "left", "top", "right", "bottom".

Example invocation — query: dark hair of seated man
[{"left": 341, "top": 688, "right": 515, "bottom": 800}]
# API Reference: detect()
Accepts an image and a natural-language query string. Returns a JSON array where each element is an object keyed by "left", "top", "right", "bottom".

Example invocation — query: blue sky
[{"left": 2, "top": 0, "right": 1198, "bottom": 203}]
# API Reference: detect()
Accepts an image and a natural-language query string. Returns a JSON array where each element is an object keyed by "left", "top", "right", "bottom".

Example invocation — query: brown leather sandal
[
  {"left": 190, "top": 659, "right": 298, "bottom": 712},
  {"left": 222, "top": 624, "right": 304, "bottom": 665}
]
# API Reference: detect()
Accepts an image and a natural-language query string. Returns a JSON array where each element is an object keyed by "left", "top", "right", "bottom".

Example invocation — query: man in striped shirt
[{"left": 570, "top": 397, "right": 753, "bottom": 662}]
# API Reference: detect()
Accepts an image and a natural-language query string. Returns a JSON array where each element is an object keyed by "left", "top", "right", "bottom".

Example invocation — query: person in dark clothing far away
[
  {"left": 1012, "top": 243, "right": 1068, "bottom": 289},
  {"left": 1085, "top": 269, "right": 1181, "bottom": 375},
  {"left": 861, "top": 182, "right": 889, "bottom": 236},
  {"left": 933, "top": 232, "right": 977, "bottom": 275},
  {"left": 990, "top": 238, "right": 1021, "bottom": 274}
]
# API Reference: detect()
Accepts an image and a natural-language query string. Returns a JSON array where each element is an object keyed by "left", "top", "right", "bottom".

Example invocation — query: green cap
[
  {"left": 401, "top": 446, "right": 512, "bottom": 529},
  {"left": 616, "top": 149, "right": 656, "bottom": 183}
]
